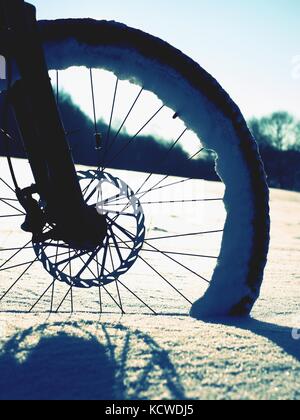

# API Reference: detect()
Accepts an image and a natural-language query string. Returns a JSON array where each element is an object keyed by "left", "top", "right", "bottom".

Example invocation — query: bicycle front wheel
[{"left": 0, "top": 19, "right": 270, "bottom": 317}]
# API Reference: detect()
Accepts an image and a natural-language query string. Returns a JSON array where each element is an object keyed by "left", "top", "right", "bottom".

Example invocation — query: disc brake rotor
[{"left": 33, "top": 170, "right": 145, "bottom": 288}]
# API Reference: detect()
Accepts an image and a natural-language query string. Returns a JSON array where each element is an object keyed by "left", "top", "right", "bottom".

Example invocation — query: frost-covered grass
[{"left": 0, "top": 183, "right": 299, "bottom": 400}]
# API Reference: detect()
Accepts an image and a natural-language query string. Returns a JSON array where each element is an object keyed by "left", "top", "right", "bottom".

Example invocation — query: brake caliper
[{"left": 16, "top": 185, "right": 46, "bottom": 235}]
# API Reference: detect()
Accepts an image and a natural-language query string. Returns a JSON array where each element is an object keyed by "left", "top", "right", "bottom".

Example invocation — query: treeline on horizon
[
  {"left": 248, "top": 112, "right": 300, "bottom": 192},
  {"left": 1, "top": 92, "right": 299, "bottom": 192},
  {"left": 0, "top": 92, "right": 218, "bottom": 182}
]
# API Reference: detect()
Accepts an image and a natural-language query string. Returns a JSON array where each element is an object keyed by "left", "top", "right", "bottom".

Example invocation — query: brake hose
[{"left": 1, "top": 55, "right": 20, "bottom": 192}]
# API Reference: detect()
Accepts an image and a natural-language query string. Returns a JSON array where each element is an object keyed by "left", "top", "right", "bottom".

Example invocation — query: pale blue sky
[{"left": 30, "top": 0, "right": 300, "bottom": 119}]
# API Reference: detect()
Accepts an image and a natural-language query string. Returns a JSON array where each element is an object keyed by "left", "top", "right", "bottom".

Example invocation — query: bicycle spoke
[
  {"left": 107, "top": 146, "right": 207, "bottom": 223},
  {"left": 138, "top": 147, "right": 204, "bottom": 200},
  {"left": 138, "top": 254, "right": 193, "bottom": 304},
  {"left": 105, "top": 209, "right": 135, "bottom": 217},
  {"left": 70, "top": 287, "right": 74, "bottom": 312},
  {"left": 102, "top": 193, "right": 124, "bottom": 206},
  {"left": 108, "top": 242, "right": 125, "bottom": 314},
  {"left": 0, "top": 214, "right": 23, "bottom": 218},
  {"left": 0, "top": 198, "right": 25, "bottom": 214},
  {"left": 0, "top": 240, "right": 55, "bottom": 303},
  {"left": 104, "top": 234, "right": 161, "bottom": 315},
  {"left": 117, "top": 278, "right": 157, "bottom": 315},
  {"left": 96, "top": 253, "right": 103, "bottom": 314},
  {"left": 188, "top": 148, "right": 205, "bottom": 161},
  {"left": 133, "top": 128, "right": 188, "bottom": 196},
  {"left": 75, "top": 246, "right": 102, "bottom": 278},
  {"left": 103, "top": 86, "right": 144, "bottom": 162},
  {"left": 0, "top": 246, "right": 33, "bottom": 252},
  {"left": 108, "top": 226, "right": 123, "bottom": 263},
  {"left": 100, "top": 194, "right": 128, "bottom": 206},
  {"left": 68, "top": 249, "right": 74, "bottom": 313},
  {"left": 50, "top": 242, "right": 60, "bottom": 313},
  {"left": 38, "top": 242, "right": 73, "bottom": 250},
  {"left": 0, "top": 177, "right": 16, "bottom": 194},
  {"left": 0, "top": 259, "right": 40, "bottom": 272},
  {"left": 143, "top": 239, "right": 210, "bottom": 283},
  {"left": 96, "top": 188, "right": 104, "bottom": 313},
  {"left": 114, "top": 232, "right": 192, "bottom": 305},
  {"left": 99, "top": 237, "right": 109, "bottom": 277},
  {"left": 107, "top": 198, "right": 223, "bottom": 206},
  {"left": 50, "top": 279, "right": 56, "bottom": 313},
  {"left": 112, "top": 246, "right": 217, "bottom": 260},
  {"left": 141, "top": 198, "right": 223, "bottom": 205},
  {"left": 82, "top": 74, "right": 119, "bottom": 195},
  {"left": 69, "top": 240, "right": 123, "bottom": 313},
  {"left": 0, "top": 197, "right": 18, "bottom": 202},
  {"left": 78, "top": 69, "right": 101, "bottom": 199},
  {"left": 105, "top": 104, "right": 165, "bottom": 169},
  {"left": 0, "top": 237, "right": 35, "bottom": 270},
  {"left": 39, "top": 248, "right": 74, "bottom": 314},
  {"left": 55, "top": 248, "right": 89, "bottom": 268},
  {"left": 95, "top": 239, "right": 156, "bottom": 314},
  {"left": 98, "top": 177, "right": 195, "bottom": 208},
  {"left": 83, "top": 184, "right": 98, "bottom": 203},
  {"left": 82, "top": 178, "right": 94, "bottom": 200},
  {"left": 115, "top": 229, "right": 223, "bottom": 245},
  {"left": 0, "top": 247, "right": 70, "bottom": 272},
  {"left": 0, "top": 258, "right": 38, "bottom": 303},
  {"left": 108, "top": 217, "right": 135, "bottom": 242},
  {"left": 56, "top": 286, "right": 72, "bottom": 313},
  {"left": 102, "top": 76, "right": 119, "bottom": 165},
  {"left": 89, "top": 68, "right": 98, "bottom": 135},
  {"left": 83, "top": 250, "right": 124, "bottom": 313},
  {"left": 29, "top": 279, "right": 56, "bottom": 313},
  {"left": 113, "top": 224, "right": 210, "bottom": 283},
  {"left": 136, "top": 177, "right": 194, "bottom": 197},
  {"left": 145, "top": 229, "right": 224, "bottom": 242}
]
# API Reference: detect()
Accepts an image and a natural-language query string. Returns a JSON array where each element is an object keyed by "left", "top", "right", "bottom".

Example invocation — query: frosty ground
[{"left": 0, "top": 175, "right": 299, "bottom": 400}]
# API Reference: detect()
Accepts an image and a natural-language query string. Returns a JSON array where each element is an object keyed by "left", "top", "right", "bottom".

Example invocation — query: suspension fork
[{"left": 0, "top": 0, "right": 86, "bottom": 227}]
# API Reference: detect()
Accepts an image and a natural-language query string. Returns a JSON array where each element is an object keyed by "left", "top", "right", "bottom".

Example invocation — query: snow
[{"left": 0, "top": 159, "right": 299, "bottom": 399}]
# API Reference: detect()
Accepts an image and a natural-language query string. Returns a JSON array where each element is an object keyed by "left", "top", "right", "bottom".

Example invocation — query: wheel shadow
[
  {"left": 205, "top": 316, "right": 300, "bottom": 362},
  {"left": 0, "top": 322, "right": 186, "bottom": 400}
]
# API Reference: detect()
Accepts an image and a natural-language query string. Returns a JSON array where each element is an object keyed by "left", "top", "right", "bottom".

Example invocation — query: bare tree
[
  {"left": 294, "top": 122, "right": 300, "bottom": 152},
  {"left": 249, "top": 112, "right": 298, "bottom": 151},
  {"left": 248, "top": 112, "right": 300, "bottom": 190}
]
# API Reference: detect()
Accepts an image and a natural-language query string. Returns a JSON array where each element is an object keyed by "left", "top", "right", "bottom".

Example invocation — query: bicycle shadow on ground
[
  {"left": 0, "top": 322, "right": 186, "bottom": 400},
  {"left": 206, "top": 316, "right": 300, "bottom": 362}
]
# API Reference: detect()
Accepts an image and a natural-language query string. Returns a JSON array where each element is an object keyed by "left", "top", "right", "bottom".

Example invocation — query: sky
[{"left": 29, "top": 0, "right": 300, "bottom": 120}]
